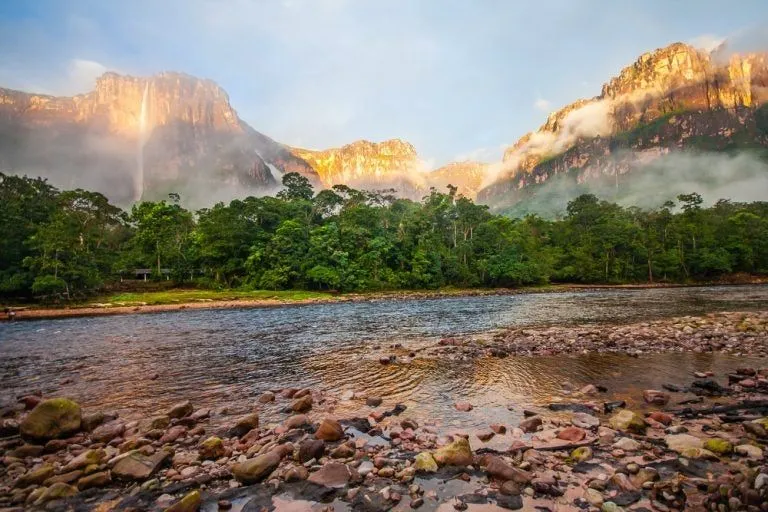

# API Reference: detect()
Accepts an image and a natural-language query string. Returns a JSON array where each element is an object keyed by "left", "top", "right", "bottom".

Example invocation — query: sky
[{"left": 0, "top": 0, "right": 766, "bottom": 168}]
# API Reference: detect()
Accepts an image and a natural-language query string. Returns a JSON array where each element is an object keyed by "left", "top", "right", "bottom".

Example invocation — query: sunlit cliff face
[{"left": 478, "top": 43, "right": 768, "bottom": 204}]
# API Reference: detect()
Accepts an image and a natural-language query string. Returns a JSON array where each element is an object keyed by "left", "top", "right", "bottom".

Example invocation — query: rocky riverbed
[{"left": 1, "top": 311, "right": 767, "bottom": 511}]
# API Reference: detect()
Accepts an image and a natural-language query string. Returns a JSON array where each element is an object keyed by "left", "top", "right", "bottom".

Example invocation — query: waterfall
[{"left": 134, "top": 83, "right": 150, "bottom": 202}]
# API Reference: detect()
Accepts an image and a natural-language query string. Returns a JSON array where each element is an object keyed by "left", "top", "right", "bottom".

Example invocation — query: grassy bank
[{"left": 101, "top": 289, "right": 334, "bottom": 306}]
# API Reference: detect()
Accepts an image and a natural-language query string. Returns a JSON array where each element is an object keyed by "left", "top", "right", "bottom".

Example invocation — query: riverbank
[
  {"left": 1, "top": 312, "right": 767, "bottom": 510},
  {"left": 3, "top": 280, "right": 767, "bottom": 321}
]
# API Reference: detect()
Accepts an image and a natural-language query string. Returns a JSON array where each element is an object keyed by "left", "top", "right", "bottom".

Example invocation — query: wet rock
[
  {"left": 603, "top": 400, "right": 626, "bottom": 413},
  {"left": 647, "top": 411, "right": 673, "bottom": 426},
  {"left": 291, "top": 395, "right": 313, "bottom": 413},
  {"left": 228, "top": 413, "right": 259, "bottom": 438},
  {"left": 734, "top": 444, "right": 762, "bottom": 458},
  {"left": 20, "top": 398, "right": 82, "bottom": 440},
  {"left": 570, "top": 446, "right": 593, "bottom": 462},
  {"left": 490, "top": 423, "right": 507, "bottom": 434},
  {"left": 366, "top": 397, "right": 383, "bottom": 407},
  {"left": 377, "top": 467, "right": 395, "bottom": 478},
  {"left": 557, "top": 426, "right": 586, "bottom": 442},
  {"left": 151, "top": 415, "right": 171, "bottom": 430},
  {"left": 703, "top": 438, "right": 733, "bottom": 455},
  {"left": 455, "top": 402, "right": 473, "bottom": 412},
  {"left": 519, "top": 416, "right": 542, "bottom": 433},
  {"left": 585, "top": 488, "right": 604, "bottom": 506},
  {"left": 11, "top": 443, "right": 44, "bottom": 458},
  {"left": 91, "top": 420, "right": 125, "bottom": 443},
  {"left": 20, "top": 394, "right": 41, "bottom": 410},
  {"left": 690, "top": 379, "right": 727, "bottom": 396},
  {"left": 484, "top": 455, "right": 532, "bottom": 484},
  {"left": 280, "top": 466, "right": 308, "bottom": 485},
  {"left": 496, "top": 494, "right": 524, "bottom": 509},
  {"left": 160, "top": 425, "right": 187, "bottom": 444},
  {"left": 630, "top": 467, "right": 659, "bottom": 487},
  {"left": 410, "top": 497, "right": 424, "bottom": 508},
  {"left": 232, "top": 449, "right": 283, "bottom": 483},
  {"left": 81, "top": 412, "right": 107, "bottom": 431},
  {"left": 315, "top": 418, "right": 344, "bottom": 441},
  {"left": 44, "top": 469, "right": 83, "bottom": 486},
  {"left": 257, "top": 391, "right": 275, "bottom": 404},
  {"left": 572, "top": 412, "right": 599, "bottom": 428},
  {"left": 77, "top": 470, "right": 111, "bottom": 490},
  {"left": 307, "top": 462, "right": 359, "bottom": 488},
  {"left": 642, "top": 390, "right": 670, "bottom": 406},
  {"left": 164, "top": 489, "right": 201, "bottom": 512},
  {"left": 299, "top": 439, "right": 325, "bottom": 462},
  {"left": 665, "top": 433, "right": 703, "bottom": 453},
  {"left": 168, "top": 400, "right": 193, "bottom": 419},
  {"left": 62, "top": 448, "right": 105, "bottom": 472},
  {"left": 112, "top": 449, "right": 171, "bottom": 480},
  {"left": 608, "top": 410, "right": 646, "bottom": 434},
  {"left": 612, "top": 438, "right": 641, "bottom": 452},
  {"left": 330, "top": 443, "right": 355, "bottom": 459},
  {"left": 172, "top": 451, "right": 200, "bottom": 467},
  {"left": 284, "top": 414, "right": 310, "bottom": 430},
  {"left": 33, "top": 482, "right": 77, "bottom": 505},
  {"left": 414, "top": 452, "right": 438, "bottom": 472},
  {"left": 434, "top": 438, "right": 473, "bottom": 467},
  {"left": 189, "top": 408, "right": 210, "bottom": 421},
  {"left": 15, "top": 464, "right": 54, "bottom": 488},
  {"left": 476, "top": 430, "right": 495, "bottom": 442},
  {"left": 199, "top": 436, "right": 225, "bottom": 460}
]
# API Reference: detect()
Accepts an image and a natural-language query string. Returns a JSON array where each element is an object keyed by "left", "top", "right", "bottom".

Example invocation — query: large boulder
[
  {"left": 112, "top": 450, "right": 171, "bottom": 481},
  {"left": 608, "top": 410, "right": 646, "bottom": 434},
  {"left": 433, "top": 437, "right": 473, "bottom": 467},
  {"left": 20, "top": 398, "right": 82, "bottom": 440}
]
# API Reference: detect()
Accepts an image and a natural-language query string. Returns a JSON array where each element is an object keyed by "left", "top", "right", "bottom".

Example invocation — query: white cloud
[
  {"left": 66, "top": 59, "right": 108, "bottom": 94},
  {"left": 534, "top": 98, "right": 551, "bottom": 111},
  {"left": 689, "top": 34, "right": 725, "bottom": 53}
]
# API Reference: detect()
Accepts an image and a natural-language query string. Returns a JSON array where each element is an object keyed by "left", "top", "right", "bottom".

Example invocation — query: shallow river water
[{"left": 1, "top": 285, "right": 767, "bottom": 433}]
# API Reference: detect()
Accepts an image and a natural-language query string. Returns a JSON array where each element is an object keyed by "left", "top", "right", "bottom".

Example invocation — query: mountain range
[{"left": 0, "top": 42, "right": 766, "bottom": 209}]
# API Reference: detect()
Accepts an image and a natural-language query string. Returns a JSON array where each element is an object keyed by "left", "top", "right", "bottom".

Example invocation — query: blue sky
[{"left": 0, "top": 0, "right": 766, "bottom": 167}]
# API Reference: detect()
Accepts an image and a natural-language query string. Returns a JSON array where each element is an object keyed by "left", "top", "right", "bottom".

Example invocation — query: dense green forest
[{"left": 1, "top": 171, "right": 767, "bottom": 301}]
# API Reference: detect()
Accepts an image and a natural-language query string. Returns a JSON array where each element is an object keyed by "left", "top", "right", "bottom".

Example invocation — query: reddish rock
[
  {"left": 557, "top": 427, "right": 586, "bottom": 442},
  {"left": 642, "top": 390, "right": 670, "bottom": 406},
  {"left": 519, "top": 417, "right": 543, "bottom": 433},
  {"left": 315, "top": 418, "right": 344, "bottom": 442},
  {"left": 648, "top": 412, "right": 673, "bottom": 426},
  {"left": 490, "top": 424, "right": 507, "bottom": 434},
  {"left": 455, "top": 402, "right": 473, "bottom": 412}
]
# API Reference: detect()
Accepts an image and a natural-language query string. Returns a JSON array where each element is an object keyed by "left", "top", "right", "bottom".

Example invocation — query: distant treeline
[{"left": 1, "top": 172, "right": 767, "bottom": 300}]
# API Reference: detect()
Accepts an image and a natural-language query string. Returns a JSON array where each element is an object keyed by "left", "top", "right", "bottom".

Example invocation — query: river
[{"left": 1, "top": 285, "right": 767, "bottom": 436}]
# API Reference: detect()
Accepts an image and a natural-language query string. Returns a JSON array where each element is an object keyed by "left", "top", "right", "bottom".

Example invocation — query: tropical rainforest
[{"left": 1, "top": 171, "right": 766, "bottom": 301}]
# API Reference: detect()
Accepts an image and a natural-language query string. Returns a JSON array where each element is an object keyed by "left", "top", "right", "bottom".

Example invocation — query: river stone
[
  {"left": 414, "top": 452, "right": 438, "bottom": 472},
  {"left": 229, "top": 413, "right": 259, "bottom": 438},
  {"left": 315, "top": 418, "right": 344, "bottom": 441},
  {"left": 11, "top": 443, "right": 44, "bottom": 457},
  {"left": 608, "top": 410, "right": 646, "bottom": 434},
  {"left": 612, "top": 438, "right": 641, "bottom": 452},
  {"left": 20, "top": 398, "right": 82, "bottom": 440},
  {"left": 284, "top": 414, "right": 310, "bottom": 429},
  {"left": 291, "top": 395, "right": 313, "bottom": 413},
  {"left": 113, "top": 450, "right": 171, "bottom": 481},
  {"left": 307, "top": 462, "right": 359, "bottom": 488},
  {"left": 570, "top": 446, "right": 593, "bottom": 462},
  {"left": 665, "top": 433, "right": 703, "bottom": 453},
  {"left": 703, "top": 438, "right": 733, "bottom": 455},
  {"left": 15, "top": 464, "right": 55, "bottom": 488},
  {"left": 648, "top": 412, "right": 673, "bottom": 426},
  {"left": 433, "top": 438, "right": 473, "bottom": 467},
  {"left": 77, "top": 470, "right": 111, "bottom": 490},
  {"left": 572, "top": 412, "right": 600, "bottom": 428},
  {"left": 232, "top": 449, "right": 282, "bottom": 483},
  {"left": 44, "top": 470, "right": 83, "bottom": 486},
  {"left": 642, "top": 390, "right": 670, "bottom": 406},
  {"left": 258, "top": 391, "right": 275, "bottom": 404},
  {"left": 585, "top": 488, "right": 604, "bottom": 506},
  {"left": 62, "top": 448, "right": 105, "bottom": 472},
  {"left": 330, "top": 443, "right": 355, "bottom": 459},
  {"left": 150, "top": 415, "right": 171, "bottom": 430},
  {"left": 299, "top": 439, "right": 325, "bottom": 462},
  {"left": 519, "top": 416, "right": 542, "bottom": 433},
  {"left": 557, "top": 426, "right": 586, "bottom": 442},
  {"left": 455, "top": 402, "right": 473, "bottom": 412},
  {"left": 167, "top": 400, "right": 193, "bottom": 419},
  {"left": 199, "top": 436, "right": 225, "bottom": 459},
  {"left": 34, "top": 482, "right": 77, "bottom": 505},
  {"left": 284, "top": 465, "right": 309, "bottom": 482},
  {"left": 81, "top": 412, "right": 107, "bottom": 432},
  {"left": 164, "top": 490, "right": 202, "bottom": 512},
  {"left": 735, "top": 444, "right": 763, "bottom": 458},
  {"left": 91, "top": 420, "right": 125, "bottom": 443},
  {"left": 484, "top": 455, "right": 532, "bottom": 483}
]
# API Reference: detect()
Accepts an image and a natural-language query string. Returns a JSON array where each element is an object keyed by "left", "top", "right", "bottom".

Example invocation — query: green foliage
[{"left": 1, "top": 172, "right": 768, "bottom": 302}]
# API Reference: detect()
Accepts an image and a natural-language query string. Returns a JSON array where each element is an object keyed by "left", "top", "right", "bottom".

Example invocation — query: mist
[{"left": 498, "top": 150, "right": 768, "bottom": 218}]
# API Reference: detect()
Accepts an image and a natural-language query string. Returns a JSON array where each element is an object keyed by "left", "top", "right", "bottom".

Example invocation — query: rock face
[
  {"left": 0, "top": 72, "right": 319, "bottom": 205},
  {"left": 478, "top": 43, "right": 768, "bottom": 205}
]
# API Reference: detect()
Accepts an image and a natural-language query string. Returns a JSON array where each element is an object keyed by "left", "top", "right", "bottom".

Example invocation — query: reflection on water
[{"left": 1, "top": 285, "right": 766, "bottom": 428}]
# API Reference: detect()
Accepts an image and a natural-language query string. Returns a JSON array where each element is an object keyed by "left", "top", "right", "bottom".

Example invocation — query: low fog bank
[{"left": 498, "top": 150, "right": 768, "bottom": 218}]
